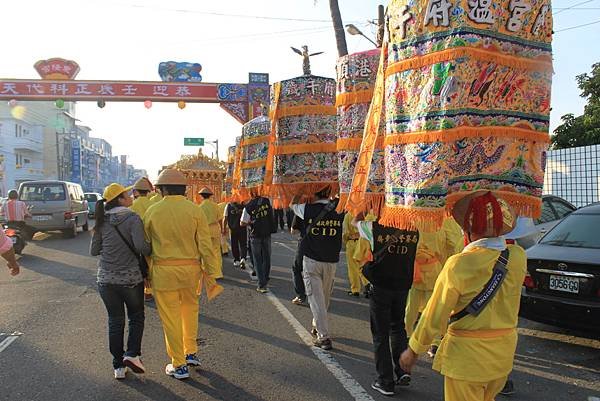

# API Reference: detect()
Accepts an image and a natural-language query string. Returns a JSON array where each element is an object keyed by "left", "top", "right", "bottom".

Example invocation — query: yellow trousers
[
  {"left": 154, "top": 287, "right": 199, "bottom": 367},
  {"left": 221, "top": 233, "right": 230, "bottom": 254},
  {"left": 444, "top": 376, "right": 507, "bottom": 401},
  {"left": 405, "top": 287, "right": 441, "bottom": 347},
  {"left": 210, "top": 236, "right": 223, "bottom": 279},
  {"left": 345, "top": 240, "right": 368, "bottom": 293}
]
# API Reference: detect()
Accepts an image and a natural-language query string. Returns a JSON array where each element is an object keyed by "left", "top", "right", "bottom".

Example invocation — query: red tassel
[{"left": 464, "top": 192, "right": 504, "bottom": 237}]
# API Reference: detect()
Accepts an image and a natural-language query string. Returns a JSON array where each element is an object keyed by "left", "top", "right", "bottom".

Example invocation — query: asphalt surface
[{"left": 0, "top": 225, "right": 599, "bottom": 401}]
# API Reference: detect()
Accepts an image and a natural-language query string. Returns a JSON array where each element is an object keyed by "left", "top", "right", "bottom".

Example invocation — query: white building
[{"left": 544, "top": 144, "right": 600, "bottom": 207}]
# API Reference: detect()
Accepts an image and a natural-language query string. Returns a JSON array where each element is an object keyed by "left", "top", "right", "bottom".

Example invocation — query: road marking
[
  {"left": 254, "top": 272, "right": 374, "bottom": 400},
  {"left": 274, "top": 241, "right": 296, "bottom": 253},
  {"left": 517, "top": 328, "right": 600, "bottom": 349},
  {"left": 0, "top": 332, "right": 22, "bottom": 353}
]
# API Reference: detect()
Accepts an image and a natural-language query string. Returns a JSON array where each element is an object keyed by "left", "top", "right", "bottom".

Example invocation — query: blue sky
[{"left": 3, "top": 0, "right": 599, "bottom": 178}]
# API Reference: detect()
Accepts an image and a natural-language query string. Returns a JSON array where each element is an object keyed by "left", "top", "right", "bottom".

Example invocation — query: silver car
[
  {"left": 517, "top": 195, "right": 577, "bottom": 249},
  {"left": 19, "top": 181, "right": 89, "bottom": 238}
]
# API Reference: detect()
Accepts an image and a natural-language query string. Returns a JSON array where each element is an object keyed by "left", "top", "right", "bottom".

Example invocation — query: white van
[{"left": 19, "top": 180, "right": 89, "bottom": 238}]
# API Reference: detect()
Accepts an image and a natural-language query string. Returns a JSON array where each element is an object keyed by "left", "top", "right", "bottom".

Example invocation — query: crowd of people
[{"left": 1, "top": 172, "right": 528, "bottom": 401}]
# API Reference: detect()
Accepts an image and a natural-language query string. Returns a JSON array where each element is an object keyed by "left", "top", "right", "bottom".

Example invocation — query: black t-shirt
[
  {"left": 244, "top": 197, "right": 273, "bottom": 238},
  {"left": 369, "top": 222, "right": 419, "bottom": 291},
  {"left": 302, "top": 201, "right": 344, "bottom": 263},
  {"left": 225, "top": 203, "right": 243, "bottom": 231}
]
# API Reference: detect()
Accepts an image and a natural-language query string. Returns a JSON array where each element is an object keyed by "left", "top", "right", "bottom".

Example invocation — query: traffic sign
[{"left": 184, "top": 138, "right": 204, "bottom": 146}]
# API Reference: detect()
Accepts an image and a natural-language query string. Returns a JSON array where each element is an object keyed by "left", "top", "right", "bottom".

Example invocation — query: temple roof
[{"left": 164, "top": 149, "right": 225, "bottom": 172}]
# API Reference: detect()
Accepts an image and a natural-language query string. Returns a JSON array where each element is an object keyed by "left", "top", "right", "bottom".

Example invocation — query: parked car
[
  {"left": 84, "top": 192, "right": 102, "bottom": 218},
  {"left": 19, "top": 181, "right": 89, "bottom": 238},
  {"left": 516, "top": 195, "right": 576, "bottom": 249},
  {"left": 520, "top": 203, "right": 600, "bottom": 334}
]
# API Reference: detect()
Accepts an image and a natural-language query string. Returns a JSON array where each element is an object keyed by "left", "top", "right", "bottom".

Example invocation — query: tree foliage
[{"left": 552, "top": 63, "right": 600, "bottom": 149}]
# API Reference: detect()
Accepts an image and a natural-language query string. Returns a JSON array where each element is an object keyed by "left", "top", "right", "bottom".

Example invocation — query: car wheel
[{"left": 62, "top": 224, "right": 77, "bottom": 239}]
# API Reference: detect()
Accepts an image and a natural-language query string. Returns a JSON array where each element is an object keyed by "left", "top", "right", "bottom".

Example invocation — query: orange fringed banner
[
  {"left": 370, "top": 0, "right": 553, "bottom": 231},
  {"left": 336, "top": 48, "right": 385, "bottom": 214},
  {"left": 269, "top": 75, "right": 339, "bottom": 206}
]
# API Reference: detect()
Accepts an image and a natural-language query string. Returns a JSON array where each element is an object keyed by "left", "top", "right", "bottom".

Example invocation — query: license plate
[
  {"left": 32, "top": 215, "right": 51, "bottom": 221},
  {"left": 549, "top": 275, "right": 579, "bottom": 294}
]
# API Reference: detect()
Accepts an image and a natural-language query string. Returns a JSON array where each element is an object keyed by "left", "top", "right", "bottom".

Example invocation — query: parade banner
[
  {"left": 238, "top": 114, "right": 272, "bottom": 201},
  {"left": 336, "top": 49, "right": 385, "bottom": 214},
  {"left": 269, "top": 75, "right": 339, "bottom": 205},
  {"left": 350, "top": 0, "right": 553, "bottom": 231}
]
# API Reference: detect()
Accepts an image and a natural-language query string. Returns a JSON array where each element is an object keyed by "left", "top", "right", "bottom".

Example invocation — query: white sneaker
[
  {"left": 233, "top": 260, "right": 240, "bottom": 267},
  {"left": 114, "top": 367, "right": 127, "bottom": 380},
  {"left": 123, "top": 355, "right": 146, "bottom": 374}
]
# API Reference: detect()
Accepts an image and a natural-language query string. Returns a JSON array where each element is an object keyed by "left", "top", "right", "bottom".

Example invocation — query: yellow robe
[
  {"left": 143, "top": 195, "right": 216, "bottom": 367},
  {"left": 199, "top": 198, "right": 223, "bottom": 279},
  {"left": 149, "top": 192, "right": 162, "bottom": 205},
  {"left": 343, "top": 213, "right": 368, "bottom": 293},
  {"left": 409, "top": 243, "right": 526, "bottom": 383},
  {"left": 130, "top": 195, "right": 153, "bottom": 218},
  {"left": 218, "top": 202, "right": 230, "bottom": 254}
]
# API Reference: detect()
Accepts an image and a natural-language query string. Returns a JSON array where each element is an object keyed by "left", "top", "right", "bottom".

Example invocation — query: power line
[
  {"left": 554, "top": 0, "right": 597, "bottom": 14},
  {"left": 555, "top": 18, "right": 600, "bottom": 31}
]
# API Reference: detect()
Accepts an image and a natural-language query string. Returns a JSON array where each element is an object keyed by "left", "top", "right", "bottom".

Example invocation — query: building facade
[{"left": 544, "top": 144, "right": 600, "bottom": 207}]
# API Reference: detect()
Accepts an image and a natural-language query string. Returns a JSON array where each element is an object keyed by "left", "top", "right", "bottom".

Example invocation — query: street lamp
[{"left": 345, "top": 24, "right": 377, "bottom": 47}]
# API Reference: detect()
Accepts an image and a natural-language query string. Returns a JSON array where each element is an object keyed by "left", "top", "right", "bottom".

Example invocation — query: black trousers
[
  {"left": 286, "top": 209, "right": 294, "bottom": 230},
  {"left": 98, "top": 282, "right": 145, "bottom": 369},
  {"left": 292, "top": 239, "right": 306, "bottom": 300},
  {"left": 274, "top": 209, "right": 285, "bottom": 230},
  {"left": 230, "top": 227, "right": 247, "bottom": 262},
  {"left": 369, "top": 285, "right": 409, "bottom": 386}
]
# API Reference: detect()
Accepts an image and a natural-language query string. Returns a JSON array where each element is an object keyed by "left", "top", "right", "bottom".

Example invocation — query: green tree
[{"left": 552, "top": 63, "right": 600, "bottom": 149}]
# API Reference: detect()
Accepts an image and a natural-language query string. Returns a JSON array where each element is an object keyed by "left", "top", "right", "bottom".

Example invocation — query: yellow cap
[{"left": 103, "top": 183, "right": 132, "bottom": 203}]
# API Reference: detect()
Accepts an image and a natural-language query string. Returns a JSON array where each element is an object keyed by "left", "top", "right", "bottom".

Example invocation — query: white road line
[
  {"left": 0, "top": 332, "right": 22, "bottom": 353},
  {"left": 265, "top": 292, "right": 374, "bottom": 401},
  {"left": 274, "top": 241, "right": 296, "bottom": 253}
]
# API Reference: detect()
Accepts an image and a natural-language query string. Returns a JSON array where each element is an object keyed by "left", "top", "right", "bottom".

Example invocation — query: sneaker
[
  {"left": 371, "top": 380, "right": 394, "bottom": 396},
  {"left": 185, "top": 353, "right": 201, "bottom": 367},
  {"left": 347, "top": 291, "right": 360, "bottom": 297},
  {"left": 114, "top": 367, "right": 127, "bottom": 380},
  {"left": 364, "top": 284, "right": 372, "bottom": 298},
  {"left": 427, "top": 345, "right": 438, "bottom": 358},
  {"left": 233, "top": 260, "right": 240, "bottom": 267},
  {"left": 310, "top": 326, "right": 318, "bottom": 338},
  {"left": 291, "top": 296, "right": 306, "bottom": 306},
  {"left": 165, "top": 363, "right": 190, "bottom": 380},
  {"left": 251, "top": 271, "right": 256, "bottom": 277},
  {"left": 396, "top": 373, "right": 411, "bottom": 386},
  {"left": 313, "top": 338, "right": 333, "bottom": 350},
  {"left": 499, "top": 379, "right": 515, "bottom": 396},
  {"left": 240, "top": 259, "right": 246, "bottom": 270},
  {"left": 144, "top": 293, "right": 153, "bottom": 302},
  {"left": 123, "top": 356, "right": 145, "bottom": 374},
  {"left": 256, "top": 287, "right": 268, "bottom": 294}
]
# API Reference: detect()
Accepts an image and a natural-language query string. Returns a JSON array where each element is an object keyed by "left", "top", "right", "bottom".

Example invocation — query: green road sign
[{"left": 184, "top": 138, "right": 204, "bottom": 146}]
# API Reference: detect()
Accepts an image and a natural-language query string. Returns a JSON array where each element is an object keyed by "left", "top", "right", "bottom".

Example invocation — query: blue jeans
[
  {"left": 250, "top": 236, "right": 271, "bottom": 288},
  {"left": 98, "top": 282, "right": 145, "bottom": 368}
]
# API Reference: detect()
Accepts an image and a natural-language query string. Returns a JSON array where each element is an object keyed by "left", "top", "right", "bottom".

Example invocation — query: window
[
  {"left": 20, "top": 184, "right": 66, "bottom": 201},
  {"left": 551, "top": 200, "right": 576, "bottom": 219},
  {"left": 536, "top": 200, "right": 557, "bottom": 224},
  {"left": 539, "top": 214, "right": 600, "bottom": 249},
  {"left": 84, "top": 193, "right": 98, "bottom": 202}
]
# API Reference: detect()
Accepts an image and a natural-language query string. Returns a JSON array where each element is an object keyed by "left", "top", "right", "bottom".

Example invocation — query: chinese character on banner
[
  {"left": 175, "top": 86, "right": 191, "bottom": 97},
  {"left": 153, "top": 85, "right": 169, "bottom": 96},
  {"left": 424, "top": 0, "right": 452, "bottom": 27},
  {"left": 507, "top": 0, "right": 532, "bottom": 32},
  {"left": 468, "top": 0, "right": 494, "bottom": 24},
  {"left": 75, "top": 83, "right": 92, "bottom": 95},
  {"left": 50, "top": 83, "right": 68, "bottom": 96},
  {"left": 395, "top": 5, "right": 413, "bottom": 40},
  {"left": 357, "top": 59, "right": 372, "bottom": 78},
  {"left": 122, "top": 85, "right": 138, "bottom": 95},
  {"left": 1, "top": 83, "right": 19, "bottom": 95},
  {"left": 285, "top": 81, "right": 300, "bottom": 97},
  {"left": 531, "top": 4, "right": 549, "bottom": 36},
  {"left": 26, "top": 84, "right": 45, "bottom": 94},
  {"left": 98, "top": 84, "right": 115, "bottom": 96},
  {"left": 338, "top": 60, "right": 350, "bottom": 80},
  {"left": 324, "top": 81, "right": 335, "bottom": 97},
  {"left": 305, "top": 79, "right": 318, "bottom": 95}
]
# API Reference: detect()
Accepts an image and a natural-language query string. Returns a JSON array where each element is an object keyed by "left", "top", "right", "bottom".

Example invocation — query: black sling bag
[{"left": 114, "top": 224, "right": 149, "bottom": 278}]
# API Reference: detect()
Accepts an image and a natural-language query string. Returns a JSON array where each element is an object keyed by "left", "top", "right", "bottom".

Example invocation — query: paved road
[{"left": 0, "top": 226, "right": 598, "bottom": 401}]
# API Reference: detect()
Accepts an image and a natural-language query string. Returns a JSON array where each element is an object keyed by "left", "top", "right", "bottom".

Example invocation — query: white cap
[{"left": 504, "top": 217, "right": 538, "bottom": 240}]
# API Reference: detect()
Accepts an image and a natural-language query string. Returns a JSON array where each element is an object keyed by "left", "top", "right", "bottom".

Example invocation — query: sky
[{"left": 3, "top": 0, "right": 600, "bottom": 179}]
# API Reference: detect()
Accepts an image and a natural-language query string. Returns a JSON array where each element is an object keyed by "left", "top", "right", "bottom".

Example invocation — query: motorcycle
[{"left": 4, "top": 224, "right": 26, "bottom": 255}]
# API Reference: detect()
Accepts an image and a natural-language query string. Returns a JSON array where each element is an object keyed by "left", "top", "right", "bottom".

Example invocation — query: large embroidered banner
[
  {"left": 269, "top": 75, "right": 339, "bottom": 204},
  {"left": 238, "top": 114, "right": 272, "bottom": 201},
  {"left": 350, "top": 0, "right": 552, "bottom": 231}
]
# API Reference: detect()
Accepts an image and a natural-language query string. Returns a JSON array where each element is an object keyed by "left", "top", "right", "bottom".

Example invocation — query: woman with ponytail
[{"left": 90, "top": 183, "right": 151, "bottom": 380}]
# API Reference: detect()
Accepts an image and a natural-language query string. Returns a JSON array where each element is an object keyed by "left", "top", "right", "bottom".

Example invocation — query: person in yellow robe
[
  {"left": 130, "top": 177, "right": 154, "bottom": 218},
  {"left": 400, "top": 191, "right": 526, "bottom": 401},
  {"left": 405, "top": 217, "right": 463, "bottom": 356},
  {"left": 217, "top": 200, "right": 230, "bottom": 256},
  {"left": 130, "top": 177, "right": 156, "bottom": 300},
  {"left": 348, "top": 211, "right": 378, "bottom": 297},
  {"left": 343, "top": 212, "right": 369, "bottom": 296},
  {"left": 144, "top": 169, "right": 216, "bottom": 380},
  {"left": 198, "top": 187, "right": 223, "bottom": 279}
]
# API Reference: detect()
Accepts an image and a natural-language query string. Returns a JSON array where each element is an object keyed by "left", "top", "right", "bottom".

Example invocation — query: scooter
[{"left": 4, "top": 224, "right": 26, "bottom": 255}]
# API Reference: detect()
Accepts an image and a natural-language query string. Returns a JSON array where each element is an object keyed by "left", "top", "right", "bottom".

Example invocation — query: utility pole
[
  {"left": 205, "top": 139, "right": 220, "bottom": 161},
  {"left": 377, "top": 5, "right": 385, "bottom": 48}
]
